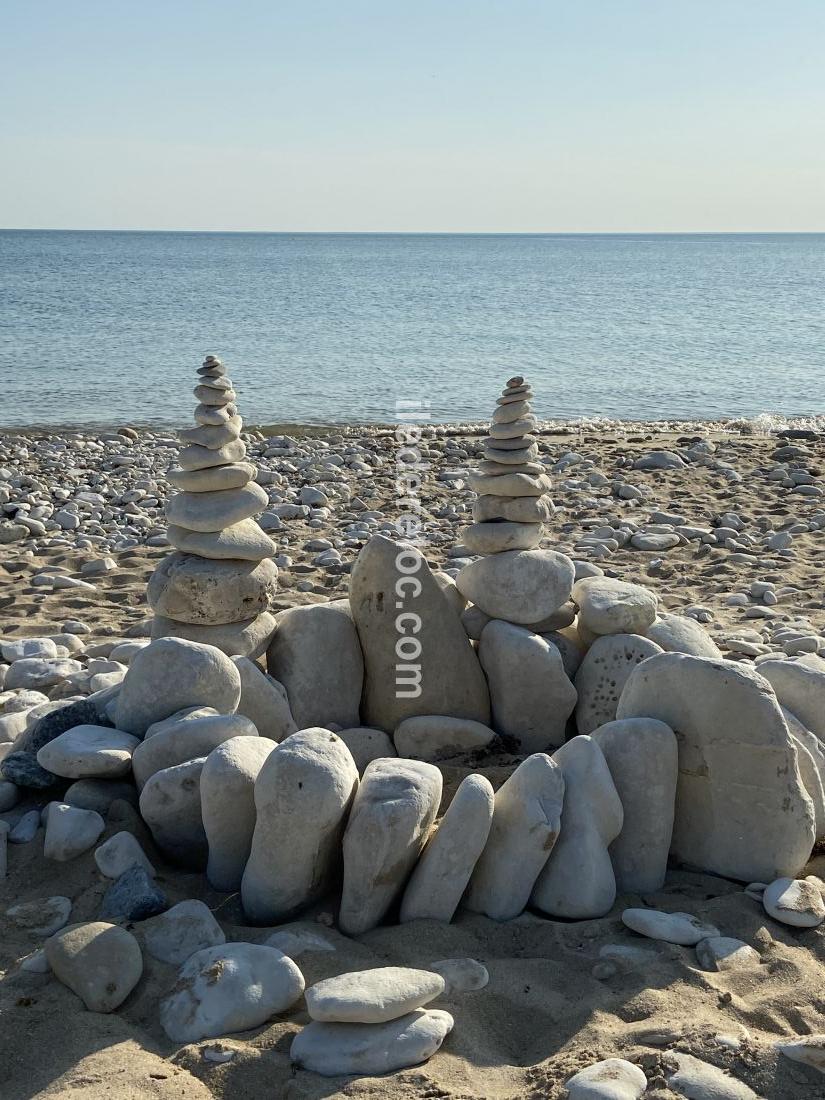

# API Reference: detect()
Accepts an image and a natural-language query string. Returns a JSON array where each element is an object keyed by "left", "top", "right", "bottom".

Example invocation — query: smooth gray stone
[
  {"left": 291, "top": 1009, "right": 453, "bottom": 1076},
  {"left": 178, "top": 438, "right": 246, "bottom": 471},
  {"left": 43, "top": 802, "right": 105, "bottom": 861},
  {"left": 36, "top": 724, "right": 139, "bottom": 779},
  {"left": 232, "top": 656, "right": 297, "bottom": 742},
  {"left": 483, "top": 443, "right": 539, "bottom": 464},
  {"left": 695, "top": 936, "right": 761, "bottom": 971},
  {"left": 305, "top": 966, "right": 444, "bottom": 1023},
  {"left": 64, "top": 778, "right": 139, "bottom": 814},
  {"left": 349, "top": 535, "right": 490, "bottom": 732},
  {"left": 139, "top": 757, "right": 208, "bottom": 868},
  {"left": 150, "top": 611, "right": 277, "bottom": 660},
  {"left": 143, "top": 899, "right": 226, "bottom": 965},
  {"left": 266, "top": 602, "right": 363, "bottom": 729},
  {"left": 472, "top": 494, "right": 553, "bottom": 524},
  {"left": 192, "top": 384, "right": 237, "bottom": 406},
  {"left": 566, "top": 1059, "right": 647, "bottom": 1099},
  {"left": 759, "top": 657, "right": 825, "bottom": 740},
  {"left": 492, "top": 399, "right": 531, "bottom": 423},
  {"left": 488, "top": 416, "right": 537, "bottom": 439},
  {"left": 574, "top": 576, "right": 658, "bottom": 637},
  {"left": 194, "top": 402, "right": 237, "bottom": 425},
  {"left": 166, "top": 482, "right": 268, "bottom": 533},
  {"left": 456, "top": 549, "right": 574, "bottom": 625},
  {"left": 167, "top": 462, "right": 256, "bottom": 492},
  {"left": 131, "top": 712, "right": 257, "bottom": 789},
  {"left": 462, "top": 521, "right": 543, "bottom": 554},
  {"left": 178, "top": 416, "right": 242, "bottom": 450},
  {"left": 147, "top": 552, "right": 278, "bottom": 626},
  {"left": 115, "top": 638, "right": 241, "bottom": 737},
  {"left": 468, "top": 471, "right": 547, "bottom": 496},
  {"left": 645, "top": 613, "right": 723, "bottom": 658},
  {"left": 617, "top": 653, "right": 816, "bottom": 882},
  {"left": 334, "top": 727, "right": 396, "bottom": 773},
  {"left": 167, "top": 519, "right": 276, "bottom": 561},
  {"left": 393, "top": 715, "right": 495, "bottom": 761}
]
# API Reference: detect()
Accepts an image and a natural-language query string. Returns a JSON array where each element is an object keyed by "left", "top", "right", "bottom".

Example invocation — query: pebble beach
[{"left": 1, "top": 407, "right": 825, "bottom": 1100}]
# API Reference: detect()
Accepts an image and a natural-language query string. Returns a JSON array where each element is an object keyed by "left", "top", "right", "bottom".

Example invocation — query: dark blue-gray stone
[
  {"left": 15, "top": 697, "right": 113, "bottom": 756},
  {"left": 100, "top": 866, "right": 167, "bottom": 922},
  {"left": 0, "top": 751, "right": 61, "bottom": 789}
]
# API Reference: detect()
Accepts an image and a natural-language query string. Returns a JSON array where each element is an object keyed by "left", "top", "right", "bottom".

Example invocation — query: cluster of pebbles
[{"left": 147, "top": 357, "right": 278, "bottom": 658}]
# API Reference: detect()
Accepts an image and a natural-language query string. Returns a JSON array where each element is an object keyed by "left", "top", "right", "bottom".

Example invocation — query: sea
[{"left": 1, "top": 230, "right": 823, "bottom": 430}]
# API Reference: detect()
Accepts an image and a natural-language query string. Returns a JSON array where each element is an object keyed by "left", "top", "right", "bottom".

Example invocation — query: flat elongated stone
[
  {"left": 462, "top": 521, "right": 543, "bottom": 554},
  {"left": 468, "top": 471, "right": 547, "bottom": 497},
  {"left": 393, "top": 715, "right": 495, "bottom": 761},
  {"left": 148, "top": 552, "right": 278, "bottom": 626},
  {"left": 194, "top": 402, "right": 237, "bottom": 425},
  {"left": 400, "top": 773, "right": 494, "bottom": 922},
  {"left": 178, "top": 416, "right": 242, "bottom": 450},
  {"left": 291, "top": 1009, "right": 453, "bottom": 1076},
  {"left": 493, "top": 400, "right": 531, "bottom": 423},
  {"left": 483, "top": 443, "right": 538, "bottom": 464},
  {"left": 168, "top": 462, "right": 255, "bottom": 492},
  {"left": 242, "top": 729, "right": 358, "bottom": 924},
  {"left": 489, "top": 416, "right": 536, "bottom": 438},
  {"left": 166, "top": 482, "right": 268, "bottom": 532},
  {"left": 339, "top": 758, "right": 442, "bottom": 935},
  {"left": 305, "top": 967, "right": 444, "bottom": 1023},
  {"left": 457, "top": 549, "right": 574, "bottom": 625},
  {"left": 150, "top": 611, "right": 277, "bottom": 660},
  {"left": 465, "top": 753, "right": 564, "bottom": 921},
  {"left": 36, "top": 724, "right": 139, "bottom": 779},
  {"left": 472, "top": 494, "right": 553, "bottom": 524},
  {"left": 132, "top": 712, "right": 257, "bottom": 789},
  {"left": 178, "top": 438, "right": 246, "bottom": 471},
  {"left": 167, "top": 519, "right": 276, "bottom": 561},
  {"left": 193, "top": 384, "right": 237, "bottom": 406},
  {"left": 617, "top": 653, "right": 815, "bottom": 882}
]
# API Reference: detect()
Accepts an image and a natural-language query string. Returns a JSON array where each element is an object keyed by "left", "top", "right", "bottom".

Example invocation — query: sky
[{"left": 1, "top": 1, "right": 824, "bottom": 232}]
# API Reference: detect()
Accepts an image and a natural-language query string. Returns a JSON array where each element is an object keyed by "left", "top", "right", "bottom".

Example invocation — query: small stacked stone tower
[
  {"left": 462, "top": 376, "right": 553, "bottom": 555},
  {"left": 147, "top": 356, "right": 279, "bottom": 658}
]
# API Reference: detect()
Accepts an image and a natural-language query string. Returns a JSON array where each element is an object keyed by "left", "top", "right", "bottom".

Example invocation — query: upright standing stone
[{"left": 149, "top": 356, "right": 278, "bottom": 657}]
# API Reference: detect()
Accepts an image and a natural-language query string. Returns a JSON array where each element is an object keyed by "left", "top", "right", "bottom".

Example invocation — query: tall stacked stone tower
[{"left": 147, "top": 356, "right": 279, "bottom": 658}]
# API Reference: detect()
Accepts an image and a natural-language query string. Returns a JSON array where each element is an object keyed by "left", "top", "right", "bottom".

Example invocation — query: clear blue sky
[{"left": 2, "top": 0, "right": 824, "bottom": 231}]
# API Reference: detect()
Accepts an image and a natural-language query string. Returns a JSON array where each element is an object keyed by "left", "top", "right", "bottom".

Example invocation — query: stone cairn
[
  {"left": 455, "top": 376, "right": 575, "bottom": 629},
  {"left": 146, "top": 356, "right": 279, "bottom": 658}
]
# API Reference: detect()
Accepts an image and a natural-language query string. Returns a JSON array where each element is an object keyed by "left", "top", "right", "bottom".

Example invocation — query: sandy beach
[{"left": 1, "top": 418, "right": 824, "bottom": 1099}]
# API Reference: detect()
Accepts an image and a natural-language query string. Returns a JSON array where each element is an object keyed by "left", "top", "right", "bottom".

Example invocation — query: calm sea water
[{"left": 1, "top": 231, "right": 823, "bottom": 429}]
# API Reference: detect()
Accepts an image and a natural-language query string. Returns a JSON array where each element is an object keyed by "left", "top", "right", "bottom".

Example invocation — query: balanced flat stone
[
  {"left": 167, "top": 518, "right": 276, "bottom": 561},
  {"left": 193, "top": 384, "right": 237, "bottom": 406},
  {"left": 477, "top": 460, "right": 545, "bottom": 478},
  {"left": 617, "top": 653, "right": 816, "bottom": 881},
  {"left": 462, "top": 521, "right": 543, "bottom": 554},
  {"left": 195, "top": 402, "right": 237, "bottom": 425},
  {"left": 483, "top": 444, "right": 538, "bottom": 464},
  {"left": 150, "top": 610, "right": 277, "bottom": 660},
  {"left": 148, "top": 552, "right": 278, "bottom": 625},
  {"left": 456, "top": 548, "right": 574, "bottom": 624},
  {"left": 489, "top": 417, "right": 536, "bottom": 439},
  {"left": 178, "top": 416, "right": 242, "bottom": 450},
  {"left": 472, "top": 494, "right": 553, "bottom": 524},
  {"left": 469, "top": 471, "right": 547, "bottom": 497},
  {"left": 305, "top": 966, "right": 444, "bottom": 1023},
  {"left": 493, "top": 400, "right": 531, "bottom": 423},
  {"left": 168, "top": 462, "right": 256, "bottom": 492},
  {"left": 178, "top": 438, "right": 247, "bottom": 471},
  {"left": 166, "top": 482, "right": 268, "bottom": 533}
]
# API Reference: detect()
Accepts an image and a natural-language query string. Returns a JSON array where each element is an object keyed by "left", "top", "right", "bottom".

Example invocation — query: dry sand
[{"left": 1, "top": 422, "right": 824, "bottom": 1098}]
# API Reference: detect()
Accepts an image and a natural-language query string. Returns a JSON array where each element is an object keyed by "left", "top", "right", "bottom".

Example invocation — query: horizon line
[{"left": 3, "top": 227, "right": 825, "bottom": 237}]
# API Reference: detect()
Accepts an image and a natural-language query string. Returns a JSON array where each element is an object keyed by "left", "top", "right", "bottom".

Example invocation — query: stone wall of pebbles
[{"left": 147, "top": 356, "right": 278, "bottom": 658}]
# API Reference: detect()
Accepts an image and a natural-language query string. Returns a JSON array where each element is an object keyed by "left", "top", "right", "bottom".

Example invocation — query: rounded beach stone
[
  {"left": 306, "top": 966, "right": 444, "bottom": 1023},
  {"left": 43, "top": 802, "right": 105, "bottom": 861},
  {"left": 143, "top": 900, "right": 226, "bottom": 965},
  {"left": 178, "top": 416, "right": 242, "bottom": 450},
  {"left": 336, "top": 727, "right": 397, "bottom": 773},
  {"left": 159, "top": 943, "right": 304, "bottom": 1044},
  {"left": 590, "top": 717, "right": 678, "bottom": 893},
  {"left": 166, "top": 482, "right": 268, "bottom": 533},
  {"left": 574, "top": 576, "right": 658, "bottom": 637},
  {"left": 232, "top": 656, "right": 296, "bottom": 742},
  {"left": 36, "top": 724, "right": 139, "bottom": 779},
  {"left": 531, "top": 736, "right": 623, "bottom": 919},
  {"left": 138, "top": 757, "right": 208, "bottom": 868},
  {"left": 393, "top": 715, "right": 495, "bottom": 762},
  {"left": 168, "top": 461, "right": 256, "bottom": 493},
  {"left": 178, "top": 438, "right": 246, "bottom": 471},
  {"left": 566, "top": 1058, "right": 648, "bottom": 1099},
  {"left": 465, "top": 753, "right": 564, "bottom": 921},
  {"left": 492, "top": 398, "right": 531, "bottom": 422},
  {"left": 462, "top": 521, "right": 543, "bottom": 554},
  {"left": 94, "top": 831, "right": 155, "bottom": 879},
  {"left": 483, "top": 443, "right": 538, "bottom": 464},
  {"left": 574, "top": 633, "right": 663, "bottom": 735},
  {"left": 195, "top": 402, "right": 237, "bottom": 426},
  {"left": 621, "top": 907, "right": 720, "bottom": 945},
  {"left": 339, "top": 758, "right": 442, "bottom": 936},
  {"left": 167, "top": 518, "right": 276, "bottom": 561},
  {"left": 131, "top": 712, "right": 257, "bottom": 790},
  {"left": 290, "top": 1009, "right": 453, "bottom": 1076},
  {"left": 64, "top": 778, "right": 137, "bottom": 814},
  {"left": 428, "top": 957, "right": 489, "bottom": 993},
  {"left": 147, "top": 552, "right": 278, "bottom": 626},
  {"left": 479, "top": 620, "right": 577, "bottom": 752},
  {"left": 695, "top": 936, "right": 761, "bottom": 971},
  {"left": 456, "top": 549, "right": 574, "bottom": 625},
  {"left": 150, "top": 611, "right": 277, "bottom": 661},
  {"left": 468, "top": 470, "right": 547, "bottom": 497},
  {"left": 266, "top": 602, "right": 364, "bottom": 730},
  {"left": 45, "top": 921, "right": 142, "bottom": 1012},
  {"left": 488, "top": 416, "right": 537, "bottom": 438},
  {"left": 472, "top": 494, "right": 553, "bottom": 524},
  {"left": 617, "top": 652, "right": 815, "bottom": 882},
  {"left": 400, "top": 773, "right": 494, "bottom": 923},
  {"left": 645, "top": 612, "right": 722, "bottom": 658},
  {"left": 202, "top": 736, "right": 276, "bottom": 892},
  {"left": 761, "top": 877, "right": 825, "bottom": 927},
  {"left": 193, "top": 383, "right": 236, "bottom": 406},
  {"left": 114, "top": 638, "right": 241, "bottom": 737},
  {"left": 7, "top": 895, "right": 72, "bottom": 937},
  {"left": 242, "top": 729, "right": 359, "bottom": 924}
]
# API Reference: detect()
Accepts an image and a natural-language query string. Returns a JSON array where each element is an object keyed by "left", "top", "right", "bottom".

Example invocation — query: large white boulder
[
  {"left": 242, "top": 729, "right": 359, "bottom": 924},
  {"left": 201, "top": 736, "right": 276, "bottom": 892},
  {"left": 147, "top": 552, "right": 278, "bottom": 626},
  {"left": 115, "top": 639, "right": 241, "bottom": 737},
  {"left": 456, "top": 549, "right": 574, "bottom": 625},
  {"left": 617, "top": 653, "right": 815, "bottom": 881},
  {"left": 266, "top": 602, "right": 363, "bottom": 729},
  {"left": 590, "top": 717, "right": 678, "bottom": 892},
  {"left": 531, "top": 736, "right": 623, "bottom": 918},
  {"left": 465, "top": 753, "right": 564, "bottom": 921},
  {"left": 339, "top": 758, "right": 442, "bottom": 935},
  {"left": 349, "top": 536, "right": 490, "bottom": 731},
  {"left": 400, "top": 774, "right": 494, "bottom": 923},
  {"left": 479, "top": 620, "right": 576, "bottom": 752},
  {"left": 574, "top": 634, "right": 662, "bottom": 735},
  {"left": 160, "top": 943, "right": 304, "bottom": 1043}
]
